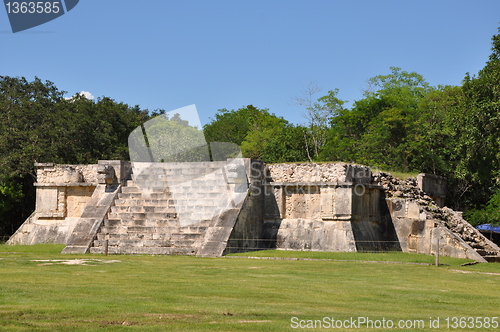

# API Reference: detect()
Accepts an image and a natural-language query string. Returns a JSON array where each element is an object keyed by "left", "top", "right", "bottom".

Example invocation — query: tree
[
  {"left": 0, "top": 76, "right": 150, "bottom": 236},
  {"left": 464, "top": 188, "right": 500, "bottom": 226},
  {"left": 203, "top": 105, "right": 288, "bottom": 161},
  {"left": 203, "top": 106, "right": 259, "bottom": 146},
  {"left": 240, "top": 112, "right": 287, "bottom": 160},
  {"left": 320, "top": 68, "right": 433, "bottom": 170},
  {"left": 456, "top": 29, "right": 500, "bottom": 185},
  {"left": 260, "top": 124, "right": 311, "bottom": 163},
  {"left": 410, "top": 86, "right": 462, "bottom": 175},
  {"left": 442, "top": 28, "right": 500, "bottom": 210},
  {"left": 293, "top": 83, "right": 346, "bottom": 161}
]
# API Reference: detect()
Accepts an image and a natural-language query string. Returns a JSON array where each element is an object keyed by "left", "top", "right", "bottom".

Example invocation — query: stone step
[
  {"left": 96, "top": 229, "right": 205, "bottom": 241},
  {"left": 170, "top": 232, "right": 204, "bottom": 240},
  {"left": 112, "top": 198, "right": 226, "bottom": 211},
  {"left": 94, "top": 239, "right": 155, "bottom": 247},
  {"left": 121, "top": 186, "right": 142, "bottom": 193},
  {"left": 103, "top": 219, "right": 180, "bottom": 228},
  {"left": 114, "top": 199, "right": 144, "bottom": 206},
  {"left": 129, "top": 177, "right": 230, "bottom": 186},
  {"left": 126, "top": 187, "right": 227, "bottom": 196},
  {"left": 99, "top": 225, "right": 206, "bottom": 235},
  {"left": 121, "top": 186, "right": 178, "bottom": 195},
  {"left": 118, "top": 193, "right": 143, "bottom": 200},
  {"left": 97, "top": 233, "right": 168, "bottom": 241},
  {"left": 110, "top": 205, "right": 177, "bottom": 214},
  {"left": 90, "top": 246, "right": 197, "bottom": 255},
  {"left": 103, "top": 219, "right": 122, "bottom": 227},
  {"left": 99, "top": 226, "right": 154, "bottom": 234},
  {"left": 147, "top": 193, "right": 175, "bottom": 200},
  {"left": 171, "top": 184, "right": 227, "bottom": 190},
  {"left": 94, "top": 239, "right": 199, "bottom": 248},
  {"left": 484, "top": 255, "right": 500, "bottom": 263},
  {"left": 90, "top": 160, "right": 247, "bottom": 256},
  {"left": 139, "top": 164, "right": 224, "bottom": 171},
  {"left": 133, "top": 174, "right": 210, "bottom": 182},
  {"left": 106, "top": 212, "right": 145, "bottom": 220},
  {"left": 107, "top": 212, "right": 178, "bottom": 220}
]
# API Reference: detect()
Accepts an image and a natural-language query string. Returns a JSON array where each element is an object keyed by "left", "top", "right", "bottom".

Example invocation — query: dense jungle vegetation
[{"left": 1, "top": 29, "right": 500, "bottom": 236}]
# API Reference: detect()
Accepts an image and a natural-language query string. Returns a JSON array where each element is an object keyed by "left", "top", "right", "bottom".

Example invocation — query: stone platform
[{"left": 7, "top": 161, "right": 500, "bottom": 261}]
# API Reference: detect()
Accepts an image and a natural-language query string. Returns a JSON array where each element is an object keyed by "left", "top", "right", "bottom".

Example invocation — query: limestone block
[
  {"left": 291, "top": 191, "right": 306, "bottom": 219},
  {"left": 333, "top": 186, "right": 352, "bottom": 220},
  {"left": 369, "top": 189, "right": 380, "bottom": 220},
  {"left": 320, "top": 187, "right": 335, "bottom": 220},
  {"left": 425, "top": 220, "right": 436, "bottom": 228},
  {"left": 387, "top": 199, "right": 406, "bottom": 218},
  {"left": 410, "top": 220, "right": 426, "bottom": 236},
  {"left": 307, "top": 189, "right": 321, "bottom": 219},
  {"left": 407, "top": 236, "right": 418, "bottom": 251},
  {"left": 66, "top": 186, "right": 95, "bottom": 218},
  {"left": 351, "top": 188, "right": 364, "bottom": 220},
  {"left": 35, "top": 187, "right": 59, "bottom": 213},
  {"left": 391, "top": 217, "right": 411, "bottom": 242},
  {"left": 406, "top": 201, "right": 421, "bottom": 220}
]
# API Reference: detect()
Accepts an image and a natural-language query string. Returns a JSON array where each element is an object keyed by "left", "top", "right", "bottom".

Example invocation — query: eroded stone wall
[
  {"left": 262, "top": 180, "right": 387, "bottom": 252},
  {"left": 36, "top": 163, "right": 99, "bottom": 184},
  {"left": 266, "top": 163, "right": 372, "bottom": 184}
]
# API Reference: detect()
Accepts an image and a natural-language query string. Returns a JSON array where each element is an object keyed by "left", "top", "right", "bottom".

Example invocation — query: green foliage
[
  {"left": 0, "top": 77, "right": 148, "bottom": 180},
  {"left": 365, "top": 66, "right": 431, "bottom": 97},
  {"left": 464, "top": 188, "right": 500, "bottom": 226},
  {"left": 294, "top": 87, "right": 347, "bottom": 161},
  {"left": 320, "top": 67, "right": 433, "bottom": 170},
  {"left": 240, "top": 113, "right": 287, "bottom": 160},
  {"left": 203, "top": 105, "right": 262, "bottom": 146},
  {"left": 454, "top": 29, "right": 500, "bottom": 185},
  {"left": 304, "top": 89, "right": 346, "bottom": 160},
  {"left": 203, "top": 105, "right": 290, "bottom": 161},
  {"left": 409, "top": 86, "right": 462, "bottom": 174},
  {"left": 0, "top": 179, "right": 23, "bottom": 214},
  {"left": 0, "top": 76, "right": 65, "bottom": 180},
  {"left": 260, "top": 124, "right": 311, "bottom": 163},
  {"left": 0, "top": 76, "right": 150, "bottom": 235},
  {"left": 57, "top": 96, "right": 149, "bottom": 164}
]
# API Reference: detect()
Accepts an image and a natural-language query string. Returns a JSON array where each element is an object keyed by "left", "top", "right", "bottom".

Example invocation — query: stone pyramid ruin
[{"left": 7, "top": 105, "right": 500, "bottom": 261}]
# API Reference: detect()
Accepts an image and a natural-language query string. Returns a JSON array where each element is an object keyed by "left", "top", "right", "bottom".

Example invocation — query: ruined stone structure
[{"left": 8, "top": 160, "right": 500, "bottom": 262}]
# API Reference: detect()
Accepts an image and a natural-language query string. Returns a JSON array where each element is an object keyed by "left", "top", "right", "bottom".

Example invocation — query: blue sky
[{"left": 2, "top": 0, "right": 500, "bottom": 126}]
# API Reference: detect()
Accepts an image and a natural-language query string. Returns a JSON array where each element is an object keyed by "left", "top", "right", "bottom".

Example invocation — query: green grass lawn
[{"left": 1, "top": 245, "right": 499, "bottom": 331}]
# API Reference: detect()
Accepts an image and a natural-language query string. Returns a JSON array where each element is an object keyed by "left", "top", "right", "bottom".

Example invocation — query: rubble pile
[{"left": 374, "top": 171, "right": 499, "bottom": 257}]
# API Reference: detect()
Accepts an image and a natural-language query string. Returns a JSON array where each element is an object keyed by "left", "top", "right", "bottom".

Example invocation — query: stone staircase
[
  {"left": 377, "top": 172, "right": 500, "bottom": 262},
  {"left": 90, "top": 161, "right": 248, "bottom": 255},
  {"left": 438, "top": 207, "right": 500, "bottom": 262}
]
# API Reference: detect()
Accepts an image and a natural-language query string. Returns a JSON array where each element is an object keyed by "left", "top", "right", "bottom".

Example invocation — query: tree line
[
  {"left": 1, "top": 29, "right": 499, "bottom": 236},
  {"left": 0, "top": 77, "right": 149, "bottom": 236}
]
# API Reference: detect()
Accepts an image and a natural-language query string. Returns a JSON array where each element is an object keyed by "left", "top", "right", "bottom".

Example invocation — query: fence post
[{"left": 435, "top": 229, "right": 439, "bottom": 267}]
